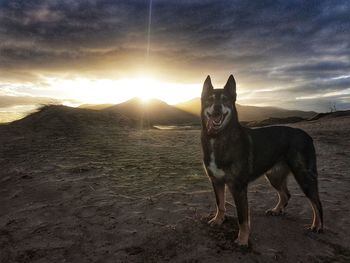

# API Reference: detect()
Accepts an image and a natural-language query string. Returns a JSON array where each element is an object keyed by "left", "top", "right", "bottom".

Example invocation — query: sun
[
  {"left": 133, "top": 76, "right": 158, "bottom": 102},
  {"left": 129, "top": 76, "right": 202, "bottom": 105},
  {"left": 138, "top": 96, "right": 152, "bottom": 103}
]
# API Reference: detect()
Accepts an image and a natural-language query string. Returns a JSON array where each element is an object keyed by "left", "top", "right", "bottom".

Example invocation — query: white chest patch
[{"left": 207, "top": 139, "right": 225, "bottom": 178}]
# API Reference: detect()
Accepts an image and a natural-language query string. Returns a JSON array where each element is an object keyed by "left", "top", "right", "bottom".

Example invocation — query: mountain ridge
[
  {"left": 175, "top": 98, "right": 317, "bottom": 121},
  {"left": 3, "top": 102, "right": 348, "bottom": 135},
  {"left": 103, "top": 98, "right": 199, "bottom": 126}
]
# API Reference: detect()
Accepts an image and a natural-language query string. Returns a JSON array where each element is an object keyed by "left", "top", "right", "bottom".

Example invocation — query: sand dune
[
  {"left": 4, "top": 105, "right": 135, "bottom": 137},
  {"left": 0, "top": 110, "right": 349, "bottom": 262}
]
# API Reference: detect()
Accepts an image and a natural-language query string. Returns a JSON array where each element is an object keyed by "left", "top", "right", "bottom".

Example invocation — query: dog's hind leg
[
  {"left": 287, "top": 147, "right": 323, "bottom": 232},
  {"left": 292, "top": 167, "right": 323, "bottom": 232},
  {"left": 265, "top": 162, "right": 291, "bottom": 216}
]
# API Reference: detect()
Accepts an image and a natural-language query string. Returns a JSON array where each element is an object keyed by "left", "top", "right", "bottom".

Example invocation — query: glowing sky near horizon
[
  {"left": 0, "top": 0, "right": 350, "bottom": 122},
  {"left": 30, "top": 76, "right": 202, "bottom": 105}
]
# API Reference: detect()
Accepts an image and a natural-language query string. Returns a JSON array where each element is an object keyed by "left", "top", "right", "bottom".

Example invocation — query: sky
[{"left": 0, "top": 0, "right": 350, "bottom": 122}]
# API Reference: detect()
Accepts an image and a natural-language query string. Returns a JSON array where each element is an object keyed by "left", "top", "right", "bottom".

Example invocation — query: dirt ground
[{"left": 1, "top": 116, "right": 350, "bottom": 262}]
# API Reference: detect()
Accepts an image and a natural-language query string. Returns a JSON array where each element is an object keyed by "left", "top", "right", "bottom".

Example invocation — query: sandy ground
[{"left": 1, "top": 117, "right": 350, "bottom": 262}]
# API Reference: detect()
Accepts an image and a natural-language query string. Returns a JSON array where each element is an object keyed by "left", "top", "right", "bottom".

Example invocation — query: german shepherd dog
[{"left": 201, "top": 75, "right": 323, "bottom": 246}]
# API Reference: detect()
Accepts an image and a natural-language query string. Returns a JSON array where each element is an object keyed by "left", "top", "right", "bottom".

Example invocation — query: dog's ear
[
  {"left": 224, "top": 75, "right": 236, "bottom": 101},
  {"left": 202, "top": 75, "right": 213, "bottom": 98}
]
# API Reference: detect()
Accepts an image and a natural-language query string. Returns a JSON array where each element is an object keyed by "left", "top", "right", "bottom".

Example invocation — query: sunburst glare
[{"left": 41, "top": 75, "right": 201, "bottom": 105}]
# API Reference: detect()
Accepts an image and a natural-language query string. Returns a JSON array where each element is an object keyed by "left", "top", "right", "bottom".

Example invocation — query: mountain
[
  {"left": 78, "top": 103, "right": 115, "bottom": 110},
  {"left": 176, "top": 98, "right": 317, "bottom": 121},
  {"left": 104, "top": 98, "right": 199, "bottom": 127},
  {"left": 175, "top": 98, "right": 201, "bottom": 116}
]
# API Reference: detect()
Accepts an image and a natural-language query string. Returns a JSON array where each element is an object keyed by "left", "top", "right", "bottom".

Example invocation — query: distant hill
[
  {"left": 243, "top": 110, "right": 350, "bottom": 127},
  {"left": 174, "top": 98, "right": 201, "bottom": 116},
  {"left": 244, "top": 117, "right": 306, "bottom": 127},
  {"left": 7, "top": 105, "right": 134, "bottom": 136},
  {"left": 3, "top": 103, "right": 348, "bottom": 137},
  {"left": 176, "top": 98, "right": 317, "bottom": 121},
  {"left": 308, "top": 110, "right": 350, "bottom": 121},
  {"left": 104, "top": 98, "right": 199, "bottom": 127}
]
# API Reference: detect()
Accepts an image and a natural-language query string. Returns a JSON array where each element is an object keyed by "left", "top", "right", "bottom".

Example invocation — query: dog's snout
[
  {"left": 213, "top": 104, "right": 222, "bottom": 115},
  {"left": 214, "top": 104, "right": 221, "bottom": 112}
]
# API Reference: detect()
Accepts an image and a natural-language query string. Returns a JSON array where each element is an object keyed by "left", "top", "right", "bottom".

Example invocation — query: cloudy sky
[{"left": 0, "top": 0, "right": 350, "bottom": 121}]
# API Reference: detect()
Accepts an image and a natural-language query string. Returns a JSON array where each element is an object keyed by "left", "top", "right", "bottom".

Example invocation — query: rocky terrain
[{"left": 0, "top": 107, "right": 349, "bottom": 262}]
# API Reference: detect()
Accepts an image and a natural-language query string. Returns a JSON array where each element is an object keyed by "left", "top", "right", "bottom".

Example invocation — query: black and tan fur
[{"left": 201, "top": 75, "right": 323, "bottom": 246}]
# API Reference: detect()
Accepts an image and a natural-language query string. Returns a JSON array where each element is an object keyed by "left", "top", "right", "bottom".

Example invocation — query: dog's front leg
[
  {"left": 208, "top": 180, "right": 226, "bottom": 226},
  {"left": 230, "top": 186, "right": 250, "bottom": 246}
]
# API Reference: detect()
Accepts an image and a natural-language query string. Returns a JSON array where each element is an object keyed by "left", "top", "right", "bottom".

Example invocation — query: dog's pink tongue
[
  {"left": 207, "top": 114, "right": 223, "bottom": 132},
  {"left": 213, "top": 115, "right": 222, "bottom": 123},
  {"left": 207, "top": 118, "right": 215, "bottom": 132}
]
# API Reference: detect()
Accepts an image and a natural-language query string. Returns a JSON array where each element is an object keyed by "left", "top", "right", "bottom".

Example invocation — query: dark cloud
[
  {"left": 0, "top": 0, "right": 349, "bottom": 111},
  {"left": 280, "top": 61, "right": 350, "bottom": 75}
]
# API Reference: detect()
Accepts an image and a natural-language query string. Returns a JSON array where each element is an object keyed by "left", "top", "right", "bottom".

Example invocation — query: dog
[{"left": 201, "top": 75, "right": 323, "bottom": 246}]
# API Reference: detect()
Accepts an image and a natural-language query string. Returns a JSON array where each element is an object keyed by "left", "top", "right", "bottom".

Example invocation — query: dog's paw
[
  {"left": 305, "top": 225, "right": 324, "bottom": 233},
  {"left": 265, "top": 208, "right": 285, "bottom": 216},
  {"left": 208, "top": 216, "right": 224, "bottom": 226},
  {"left": 234, "top": 237, "right": 249, "bottom": 248}
]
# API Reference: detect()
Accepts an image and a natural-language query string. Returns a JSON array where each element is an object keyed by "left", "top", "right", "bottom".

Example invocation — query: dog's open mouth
[{"left": 207, "top": 112, "right": 228, "bottom": 133}]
